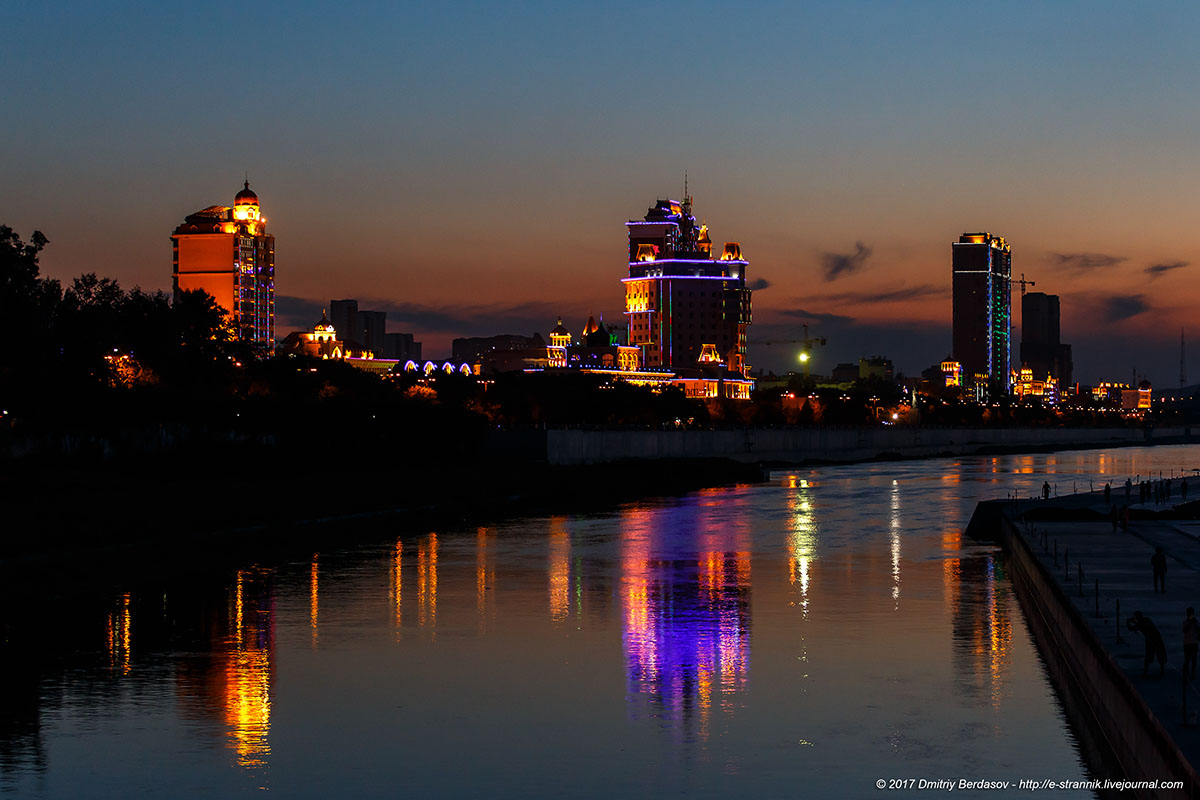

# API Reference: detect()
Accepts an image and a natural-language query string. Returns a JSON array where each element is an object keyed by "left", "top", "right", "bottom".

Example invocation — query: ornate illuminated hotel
[
  {"left": 171, "top": 182, "right": 275, "bottom": 348},
  {"left": 624, "top": 195, "right": 754, "bottom": 397}
]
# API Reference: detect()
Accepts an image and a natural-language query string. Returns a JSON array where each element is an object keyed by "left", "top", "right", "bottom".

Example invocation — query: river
[{"left": 2, "top": 444, "right": 1197, "bottom": 798}]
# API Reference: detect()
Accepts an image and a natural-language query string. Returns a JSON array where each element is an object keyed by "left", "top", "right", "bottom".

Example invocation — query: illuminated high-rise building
[
  {"left": 952, "top": 232, "right": 1011, "bottom": 394},
  {"left": 624, "top": 196, "right": 752, "bottom": 374},
  {"left": 171, "top": 182, "right": 275, "bottom": 348}
]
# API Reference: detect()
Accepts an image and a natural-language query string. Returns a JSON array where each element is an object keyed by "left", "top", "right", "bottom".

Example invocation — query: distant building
[
  {"left": 940, "top": 358, "right": 963, "bottom": 388},
  {"left": 278, "top": 311, "right": 345, "bottom": 359},
  {"left": 952, "top": 232, "right": 1011, "bottom": 394},
  {"left": 624, "top": 195, "right": 753, "bottom": 376},
  {"left": 451, "top": 333, "right": 547, "bottom": 367},
  {"left": 859, "top": 355, "right": 893, "bottom": 381},
  {"left": 831, "top": 363, "right": 859, "bottom": 383},
  {"left": 1020, "top": 292, "right": 1073, "bottom": 388},
  {"left": 383, "top": 332, "right": 421, "bottom": 362},
  {"left": 330, "top": 299, "right": 391, "bottom": 355},
  {"left": 1091, "top": 380, "right": 1153, "bottom": 417},
  {"left": 1012, "top": 364, "right": 1058, "bottom": 404},
  {"left": 279, "top": 311, "right": 403, "bottom": 374},
  {"left": 171, "top": 181, "right": 275, "bottom": 348},
  {"left": 1122, "top": 380, "right": 1152, "bottom": 413},
  {"left": 568, "top": 316, "right": 642, "bottom": 372}
]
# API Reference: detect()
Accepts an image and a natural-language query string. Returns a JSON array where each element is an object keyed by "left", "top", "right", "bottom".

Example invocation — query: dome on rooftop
[{"left": 235, "top": 180, "right": 259, "bottom": 205}]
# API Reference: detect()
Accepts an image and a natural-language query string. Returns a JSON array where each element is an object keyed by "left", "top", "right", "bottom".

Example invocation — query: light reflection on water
[{"left": 1, "top": 444, "right": 1198, "bottom": 798}]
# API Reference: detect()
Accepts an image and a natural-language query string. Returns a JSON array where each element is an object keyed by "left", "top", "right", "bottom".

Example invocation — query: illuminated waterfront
[{"left": 2, "top": 445, "right": 1197, "bottom": 798}]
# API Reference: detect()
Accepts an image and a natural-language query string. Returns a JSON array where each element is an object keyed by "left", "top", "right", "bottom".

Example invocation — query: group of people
[
  {"left": 1126, "top": 547, "right": 1198, "bottom": 678},
  {"left": 1122, "top": 476, "right": 1189, "bottom": 506},
  {"left": 1128, "top": 607, "right": 1200, "bottom": 679}
]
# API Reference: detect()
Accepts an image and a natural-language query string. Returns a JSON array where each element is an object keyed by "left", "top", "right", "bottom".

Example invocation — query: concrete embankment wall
[
  {"left": 545, "top": 426, "right": 1190, "bottom": 466},
  {"left": 980, "top": 504, "right": 1200, "bottom": 798}
]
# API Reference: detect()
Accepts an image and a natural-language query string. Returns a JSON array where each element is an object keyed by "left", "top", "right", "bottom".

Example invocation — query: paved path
[{"left": 1014, "top": 488, "right": 1200, "bottom": 768}]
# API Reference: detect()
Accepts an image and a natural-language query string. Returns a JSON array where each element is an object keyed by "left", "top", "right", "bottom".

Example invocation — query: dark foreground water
[{"left": 2, "top": 445, "right": 1198, "bottom": 798}]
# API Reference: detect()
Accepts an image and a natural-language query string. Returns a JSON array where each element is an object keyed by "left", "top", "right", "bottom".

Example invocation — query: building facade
[
  {"left": 624, "top": 197, "right": 753, "bottom": 375},
  {"left": 171, "top": 182, "right": 275, "bottom": 348},
  {"left": 1020, "top": 292, "right": 1073, "bottom": 388},
  {"left": 952, "top": 232, "right": 1011, "bottom": 394}
]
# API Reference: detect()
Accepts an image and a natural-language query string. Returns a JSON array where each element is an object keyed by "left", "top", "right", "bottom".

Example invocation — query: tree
[{"left": 0, "top": 226, "right": 61, "bottom": 407}]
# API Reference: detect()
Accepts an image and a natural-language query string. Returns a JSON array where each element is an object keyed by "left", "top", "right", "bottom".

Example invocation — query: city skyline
[{"left": 6, "top": 2, "right": 1200, "bottom": 384}]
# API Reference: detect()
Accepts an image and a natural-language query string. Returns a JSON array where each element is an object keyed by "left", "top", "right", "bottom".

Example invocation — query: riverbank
[
  {"left": 0, "top": 447, "right": 765, "bottom": 566},
  {"left": 970, "top": 489, "right": 1200, "bottom": 798},
  {"left": 523, "top": 425, "right": 1194, "bottom": 465}
]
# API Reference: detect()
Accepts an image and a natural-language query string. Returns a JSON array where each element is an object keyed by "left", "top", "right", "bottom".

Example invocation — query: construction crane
[
  {"left": 754, "top": 323, "right": 827, "bottom": 376},
  {"left": 1012, "top": 273, "right": 1036, "bottom": 297}
]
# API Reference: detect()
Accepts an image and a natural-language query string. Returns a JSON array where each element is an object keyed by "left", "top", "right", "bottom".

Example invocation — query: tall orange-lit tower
[{"left": 172, "top": 182, "right": 275, "bottom": 348}]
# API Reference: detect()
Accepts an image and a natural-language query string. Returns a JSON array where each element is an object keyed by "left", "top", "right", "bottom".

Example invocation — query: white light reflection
[
  {"left": 890, "top": 479, "right": 902, "bottom": 606},
  {"left": 786, "top": 474, "right": 817, "bottom": 620}
]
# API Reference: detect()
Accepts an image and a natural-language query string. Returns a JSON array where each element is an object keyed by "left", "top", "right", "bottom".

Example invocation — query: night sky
[{"left": 6, "top": 1, "right": 1200, "bottom": 385}]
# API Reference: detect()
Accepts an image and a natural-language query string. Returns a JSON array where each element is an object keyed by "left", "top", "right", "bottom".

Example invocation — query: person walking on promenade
[
  {"left": 1183, "top": 608, "right": 1199, "bottom": 680},
  {"left": 1128, "top": 611, "right": 1168, "bottom": 677},
  {"left": 1104, "top": 482, "right": 1111, "bottom": 504},
  {"left": 1152, "top": 547, "right": 1168, "bottom": 593},
  {"left": 1125, "top": 478, "right": 1132, "bottom": 499},
  {"left": 1042, "top": 481, "right": 1051, "bottom": 501},
  {"left": 1183, "top": 477, "right": 1189, "bottom": 503}
]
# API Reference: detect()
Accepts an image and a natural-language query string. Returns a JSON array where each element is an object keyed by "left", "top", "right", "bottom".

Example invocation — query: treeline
[
  {"left": 1, "top": 226, "right": 240, "bottom": 425},
  {"left": 0, "top": 226, "right": 714, "bottom": 467}
]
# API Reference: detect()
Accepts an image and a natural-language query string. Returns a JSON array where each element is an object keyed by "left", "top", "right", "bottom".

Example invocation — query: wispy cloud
[
  {"left": 1099, "top": 294, "right": 1150, "bottom": 322},
  {"left": 747, "top": 277, "right": 772, "bottom": 291},
  {"left": 817, "top": 284, "right": 949, "bottom": 304},
  {"left": 777, "top": 307, "right": 856, "bottom": 325},
  {"left": 820, "top": 241, "right": 872, "bottom": 281},
  {"left": 1051, "top": 252, "right": 1126, "bottom": 272},
  {"left": 1145, "top": 261, "right": 1188, "bottom": 279}
]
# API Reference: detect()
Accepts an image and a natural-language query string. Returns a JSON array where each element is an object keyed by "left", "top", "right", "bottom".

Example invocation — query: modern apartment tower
[
  {"left": 952, "top": 232, "right": 1011, "bottom": 394},
  {"left": 1020, "top": 292, "right": 1072, "bottom": 388},
  {"left": 171, "top": 182, "right": 275, "bottom": 348},
  {"left": 624, "top": 196, "right": 753, "bottom": 373}
]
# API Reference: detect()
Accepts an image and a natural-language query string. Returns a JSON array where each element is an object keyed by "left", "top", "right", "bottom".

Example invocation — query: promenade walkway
[{"left": 1012, "top": 485, "right": 1200, "bottom": 771}]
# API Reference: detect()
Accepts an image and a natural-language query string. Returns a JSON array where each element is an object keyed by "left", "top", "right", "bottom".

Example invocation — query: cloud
[
  {"left": 776, "top": 307, "right": 856, "bottom": 325},
  {"left": 1145, "top": 261, "right": 1188, "bottom": 279},
  {"left": 1051, "top": 252, "right": 1126, "bottom": 272},
  {"left": 747, "top": 277, "right": 772, "bottom": 291},
  {"left": 820, "top": 241, "right": 872, "bottom": 281},
  {"left": 1099, "top": 294, "right": 1150, "bottom": 322},
  {"left": 275, "top": 294, "right": 325, "bottom": 322},
  {"left": 817, "top": 284, "right": 949, "bottom": 304}
]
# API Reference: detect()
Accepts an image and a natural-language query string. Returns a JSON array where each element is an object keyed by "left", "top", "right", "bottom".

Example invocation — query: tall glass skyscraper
[{"left": 952, "top": 232, "right": 1011, "bottom": 394}]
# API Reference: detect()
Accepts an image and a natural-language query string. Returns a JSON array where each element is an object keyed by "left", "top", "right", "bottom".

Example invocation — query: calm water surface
[{"left": 3, "top": 445, "right": 1198, "bottom": 798}]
